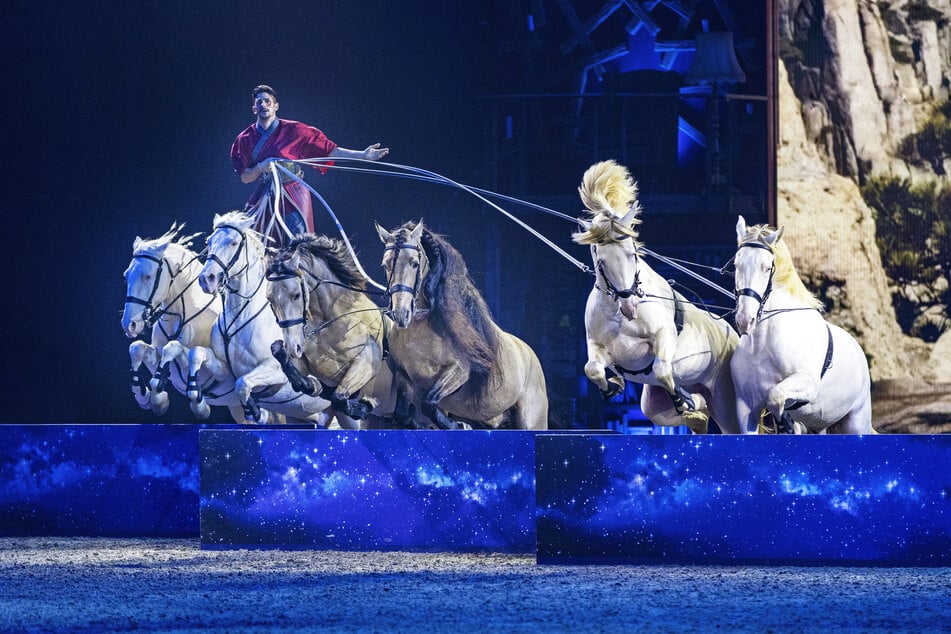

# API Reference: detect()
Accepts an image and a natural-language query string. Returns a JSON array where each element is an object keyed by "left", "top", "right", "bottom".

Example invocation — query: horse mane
[
  {"left": 740, "top": 224, "right": 823, "bottom": 310},
  {"left": 271, "top": 234, "right": 367, "bottom": 290},
  {"left": 572, "top": 160, "right": 643, "bottom": 247},
  {"left": 395, "top": 221, "right": 500, "bottom": 379},
  {"left": 134, "top": 223, "right": 201, "bottom": 255},
  {"left": 213, "top": 210, "right": 266, "bottom": 260}
]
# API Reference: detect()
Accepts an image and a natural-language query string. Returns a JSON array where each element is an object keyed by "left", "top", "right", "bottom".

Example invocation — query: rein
[
  {"left": 275, "top": 157, "right": 739, "bottom": 303},
  {"left": 126, "top": 250, "right": 216, "bottom": 339}
]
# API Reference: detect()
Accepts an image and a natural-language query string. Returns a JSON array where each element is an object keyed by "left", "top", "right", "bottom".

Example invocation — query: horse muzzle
[
  {"left": 618, "top": 297, "right": 638, "bottom": 321},
  {"left": 121, "top": 314, "right": 144, "bottom": 338}
]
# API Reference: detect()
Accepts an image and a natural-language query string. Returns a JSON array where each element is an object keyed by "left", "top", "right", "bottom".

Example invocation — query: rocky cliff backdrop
[{"left": 777, "top": 0, "right": 950, "bottom": 431}]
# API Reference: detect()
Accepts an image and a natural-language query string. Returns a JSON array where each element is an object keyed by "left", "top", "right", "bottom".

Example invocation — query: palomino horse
[
  {"left": 572, "top": 160, "right": 740, "bottom": 434},
  {"left": 265, "top": 234, "right": 400, "bottom": 428},
  {"left": 121, "top": 225, "right": 257, "bottom": 422},
  {"left": 157, "top": 211, "right": 333, "bottom": 425},
  {"left": 375, "top": 220, "right": 549, "bottom": 429},
  {"left": 731, "top": 215, "right": 873, "bottom": 434}
]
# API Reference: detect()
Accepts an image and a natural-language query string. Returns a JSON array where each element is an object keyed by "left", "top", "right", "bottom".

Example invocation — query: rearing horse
[
  {"left": 265, "top": 234, "right": 400, "bottom": 427},
  {"left": 731, "top": 215, "right": 873, "bottom": 434},
  {"left": 121, "top": 225, "right": 256, "bottom": 422},
  {"left": 573, "top": 160, "right": 740, "bottom": 434},
  {"left": 376, "top": 220, "right": 549, "bottom": 429},
  {"left": 157, "top": 211, "right": 333, "bottom": 425}
]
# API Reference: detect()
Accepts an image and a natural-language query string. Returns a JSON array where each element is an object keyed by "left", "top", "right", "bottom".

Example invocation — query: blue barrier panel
[
  {"left": 536, "top": 434, "right": 951, "bottom": 566},
  {"left": 200, "top": 430, "right": 545, "bottom": 551},
  {"left": 0, "top": 424, "right": 201, "bottom": 537}
]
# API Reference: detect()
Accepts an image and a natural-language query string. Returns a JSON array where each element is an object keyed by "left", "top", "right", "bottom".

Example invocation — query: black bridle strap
[
  {"left": 383, "top": 242, "right": 424, "bottom": 305},
  {"left": 735, "top": 241, "right": 775, "bottom": 316}
]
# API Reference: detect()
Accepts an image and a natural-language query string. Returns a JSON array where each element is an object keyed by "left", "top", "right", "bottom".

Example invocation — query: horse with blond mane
[
  {"left": 731, "top": 215, "right": 873, "bottom": 434},
  {"left": 573, "top": 160, "right": 740, "bottom": 433},
  {"left": 376, "top": 220, "right": 549, "bottom": 429}
]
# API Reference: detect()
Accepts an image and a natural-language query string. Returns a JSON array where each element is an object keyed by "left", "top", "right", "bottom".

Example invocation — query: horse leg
[
  {"left": 130, "top": 341, "right": 167, "bottom": 414},
  {"left": 237, "top": 360, "right": 331, "bottom": 424},
  {"left": 651, "top": 328, "right": 699, "bottom": 415},
  {"left": 827, "top": 399, "right": 874, "bottom": 434},
  {"left": 271, "top": 340, "right": 320, "bottom": 395},
  {"left": 641, "top": 385, "right": 707, "bottom": 433},
  {"left": 766, "top": 371, "right": 820, "bottom": 429},
  {"left": 734, "top": 395, "right": 762, "bottom": 434},
  {"left": 423, "top": 364, "right": 470, "bottom": 430},
  {"left": 584, "top": 342, "right": 624, "bottom": 398},
  {"left": 187, "top": 345, "right": 225, "bottom": 420}
]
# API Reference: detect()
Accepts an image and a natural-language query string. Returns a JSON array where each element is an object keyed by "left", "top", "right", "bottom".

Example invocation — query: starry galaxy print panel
[
  {"left": 200, "top": 430, "right": 539, "bottom": 551},
  {"left": 0, "top": 424, "right": 200, "bottom": 537},
  {"left": 536, "top": 434, "right": 951, "bottom": 565}
]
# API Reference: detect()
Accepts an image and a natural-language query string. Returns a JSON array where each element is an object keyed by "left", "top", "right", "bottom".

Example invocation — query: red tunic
[{"left": 230, "top": 119, "right": 338, "bottom": 240}]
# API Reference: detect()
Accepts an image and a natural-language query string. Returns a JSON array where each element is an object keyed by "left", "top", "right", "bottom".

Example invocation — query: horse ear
[
  {"left": 735, "top": 215, "right": 748, "bottom": 243},
  {"left": 133, "top": 236, "right": 143, "bottom": 250},
  {"left": 375, "top": 221, "right": 393, "bottom": 244},
  {"left": 766, "top": 226, "right": 785, "bottom": 244},
  {"left": 213, "top": 213, "right": 222, "bottom": 227},
  {"left": 410, "top": 220, "right": 424, "bottom": 242},
  {"left": 288, "top": 249, "right": 301, "bottom": 271},
  {"left": 620, "top": 205, "right": 638, "bottom": 227}
]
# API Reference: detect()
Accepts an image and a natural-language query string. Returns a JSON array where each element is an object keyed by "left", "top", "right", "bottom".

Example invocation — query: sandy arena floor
[{"left": 0, "top": 538, "right": 949, "bottom": 632}]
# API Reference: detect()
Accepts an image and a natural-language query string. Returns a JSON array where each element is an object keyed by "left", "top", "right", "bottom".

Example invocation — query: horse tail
[{"left": 579, "top": 160, "right": 640, "bottom": 217}]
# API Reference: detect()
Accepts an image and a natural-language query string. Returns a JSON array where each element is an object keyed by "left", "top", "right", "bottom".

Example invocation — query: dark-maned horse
[{"left": 376, "top": 220, "right": 548, "bottom": 429}]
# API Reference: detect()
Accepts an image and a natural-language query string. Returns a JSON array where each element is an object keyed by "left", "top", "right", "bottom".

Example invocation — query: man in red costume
[{"left": 231, "top": 84, "right": 389, "bottom": 244}]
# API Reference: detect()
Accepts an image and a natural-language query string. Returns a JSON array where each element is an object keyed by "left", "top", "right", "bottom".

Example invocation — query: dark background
[{"left": 7, "top": 1, "right": 768, "bottom": 425}]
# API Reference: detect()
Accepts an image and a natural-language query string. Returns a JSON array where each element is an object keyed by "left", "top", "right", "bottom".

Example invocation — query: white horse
[
  {"left": 121, "top": 225, "right": 254, "bottom": 422},
  {"left": 731, "top": 215, "right": 873, "bottom": 434},
  {"left": 157, "top": 211, "right": 334, "bottom": 425},
  {"left": 572, "top": 160, "right": 740, "bottom": 434}
]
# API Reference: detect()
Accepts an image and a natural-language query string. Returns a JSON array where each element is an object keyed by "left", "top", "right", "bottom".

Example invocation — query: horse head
[
  {"left": 574, "top": 160, "right": 646, "bottom": 320},
  {"left": 200, "top": 212, "right": 257, "bottom": 295},
  {"left": 574, "top": 207, "right": 644, "bottom": 320},
  {"left": 122, "top": 225, "right": 196, "bottom": 338},
  {"left": 733, "top": 215, "right": 783, "bottom": 336},
  {"left": 265, "top": 246, "right": 310, "bottom": 358},
  {"left": 377, "top": 219, "right": 428, "bottom": 328}
]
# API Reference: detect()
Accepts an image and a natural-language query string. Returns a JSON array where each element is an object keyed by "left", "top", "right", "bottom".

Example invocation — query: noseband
[
  {"left": 736, "top": 241, "right": 775, "bottom": 318},
  {"left": 205, "top": 224, "right": 249, "bottom": 285},
  {"left": 125, "top": 253, "right": 169, "bottom": 327},
  {"left": 383, "top": 241, "right": 425, "bottom": 313},
  {"left": 595, "top": 240, "right": 644, "bottom": 301},
  {"left": 266, "top": 268, "right": 311, "bottom": 329}
]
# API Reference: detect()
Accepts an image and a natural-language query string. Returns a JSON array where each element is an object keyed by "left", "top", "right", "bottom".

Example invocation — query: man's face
[{"left": 252, "top": 92, "right": 279, "bottom": 120}]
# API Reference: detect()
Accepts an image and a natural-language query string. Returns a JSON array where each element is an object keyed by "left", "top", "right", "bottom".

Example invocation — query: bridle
[
  {"left": 735, "top": 241, "right": 775, "bottom": 320},
  {"left": 383, "top": 239, "right": 426, "bottom": 316},
  {"left": 595, "top": 238, "right": 644, "bottom": 301},
  {"left": 125, "top": 253, "right": 170, "bottom": 327},
  {"left": 205, "top": 224, "right": 251, "bottom": 292},
  {"left": 265, "top": 266, "right": 314, "bottom": 330}
]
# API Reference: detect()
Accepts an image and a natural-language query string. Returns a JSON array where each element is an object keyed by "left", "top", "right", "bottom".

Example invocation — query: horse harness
[
  {"left": 125, "top": 252, "right": 215, "bottom": 341},
  {"left": 735, "top": 240, "right": 775, "bottom": 322},
  {"left": 613, "top": 291, "right": 686, "bottom": 378},
  {"left": 383, "top": 238, "right": 426, "bottom": 315},
  {"left": 736, "top": 239, "right": 834, "bottom": 385}
]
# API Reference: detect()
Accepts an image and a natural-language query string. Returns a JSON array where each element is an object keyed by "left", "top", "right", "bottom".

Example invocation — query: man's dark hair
[{"left": 252, "top": 85, "right": 278, "bottom": 101}]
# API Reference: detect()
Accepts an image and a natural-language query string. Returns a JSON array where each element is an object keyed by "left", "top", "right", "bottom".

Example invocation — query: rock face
[
  {"left": 779, "top": 0, "right": 951, "bottom": 184},
  {"left": 776, "top": 1, "right": 950, "bottom": 429}
]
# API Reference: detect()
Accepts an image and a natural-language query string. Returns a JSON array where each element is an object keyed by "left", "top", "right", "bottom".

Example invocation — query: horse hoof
[{"left": 190, "top": 400, "right": 211, "bottom": 420}]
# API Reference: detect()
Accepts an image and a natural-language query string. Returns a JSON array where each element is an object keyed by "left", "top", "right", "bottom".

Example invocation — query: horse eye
[
  {"left": 411, "top": 261, "right": 419, "bottom": 269},
  {"left": 293, "top": 293, "right": 301, "bottom": 301}
]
